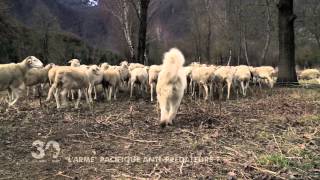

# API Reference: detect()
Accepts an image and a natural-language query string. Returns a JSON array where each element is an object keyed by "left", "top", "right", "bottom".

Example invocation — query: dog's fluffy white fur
[{"left": 156, "top": 48, "right": 187, "bottom": 127}]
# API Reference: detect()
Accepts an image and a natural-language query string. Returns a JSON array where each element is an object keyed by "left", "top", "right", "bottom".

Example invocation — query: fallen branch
[
  {"left": 250, "top": 165, "right": 286, "bottom": 180},
  {"left": 55, "top": 171, "right": 73, "bottom": 179},
  {"left": 179, "top": 129, "right": 197, "bottom": 136}
]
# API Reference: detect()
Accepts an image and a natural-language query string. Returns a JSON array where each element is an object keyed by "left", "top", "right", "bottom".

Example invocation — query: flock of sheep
[{"left": 1, "top": 48, "right": 320, "bottom": 127}]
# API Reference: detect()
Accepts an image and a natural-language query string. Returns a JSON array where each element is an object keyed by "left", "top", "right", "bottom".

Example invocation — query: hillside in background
[
  {"left": 0, "top": 16, "right": 120, "bottom": 65},
  {"left": 1, "top": 0, "right": 319, "bottom": 66},
  {"left": 8, "top": 0, "right": 189, "bottom": 52}
]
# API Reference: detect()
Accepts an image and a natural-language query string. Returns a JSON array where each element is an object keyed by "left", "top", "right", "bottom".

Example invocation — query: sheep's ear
[{"left": 27, "top": 59, "right": 32, "bottom": 64}]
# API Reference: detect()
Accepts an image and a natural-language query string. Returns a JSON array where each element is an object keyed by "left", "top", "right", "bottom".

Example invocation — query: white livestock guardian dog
[{"left": 156, "top": 48, "right": 187, "bottom": 128}]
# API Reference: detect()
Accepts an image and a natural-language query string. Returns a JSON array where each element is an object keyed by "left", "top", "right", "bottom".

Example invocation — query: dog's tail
[{"left": 162, "top": 48, "right": 185, "bottom": 83}]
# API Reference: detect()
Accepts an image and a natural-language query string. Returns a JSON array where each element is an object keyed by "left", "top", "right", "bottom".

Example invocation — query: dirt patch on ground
[{"left": 0, "top": 88, "right": 319, "bottom": 179}]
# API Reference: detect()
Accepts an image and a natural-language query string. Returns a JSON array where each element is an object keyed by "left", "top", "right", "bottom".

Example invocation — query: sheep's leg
[
  {"left": 267, "top": 77, "right": 274, "bottom": 88},
  {"left": 93, "top": 86, "right": 98, "bottom": 100},
  {"left": 27, "top": 87, "right": 30, "bottom": 97},
  {"left": 218, "top": 84, "right": 222, "bottom": 100},
  {"left": 198, "top": 84, "right": 202, "bottom": 99},
  {"left": 108, "top": 86, "right": 113, "bottom": 101},
  {"left": 46, "top": 85, "right": 56, "bottom": 102},
  {"left": 189, "top": 79, "right": 193, "bottom": 95},
  {"left": 88, "top": 84, "right": 93, "bottom": 103},
  {"left": 84, "top": 88, "right": 90, "bottom": 105},
  {"left": 191, "top": 81, "right": 196, "bottom": 97},
  {"left": 145, "top": 83, "right": 148, "bottom": 94},
  {"left": 139, "top": 83, "right": 143, "bottom": 94},
  {"left": 9, "top": 83, "right": 25, "bottom": 106},
  {"left": 227, "top": 80, "right": 232, "bottom": 100},
  {"left": 54, "top": 88, "right": 60, "bottom": 109},
  {"left": 60, "top": 89, "right": 68, "bottom": 108},
  {"left": 71, "top": 90, "right": 75, "bottom": 100},
  {"left": 240, "top": 81, "right": 245, "bottom": 97},
  {"left": 258, "top": 79, "right": 262, "bottom": 89},
  {"left": 9, "top": 89, "right": 20, "bottom": 107},
  {"left": 114, "top": 86, "right": 118, "bottom": 100},
  {"left": 244, "top": 81, "right": 249, "bottom": 96},
  {"left": 209, "top": 83, "right": 213, "bottom": 100},
  {"left": 104, "top": 86, "right": 108, "bottom": 101},
  {"left": 34, "top": 85, "right": 38, "bottom": 97},
  {"left": 75, "top": 89, "right": 82, "bottom": 109},
  {"left": 130, "top": 82, "right": 134, "bottom": 98},
  {"left": 203, "top": 84, "right": 209, "bottom": 100},
  {"left": 7, "top": 89, "right": 13, "bottom": 102},
  {"left": 150, "top": 83, "right": 154, "bottom": 102}
]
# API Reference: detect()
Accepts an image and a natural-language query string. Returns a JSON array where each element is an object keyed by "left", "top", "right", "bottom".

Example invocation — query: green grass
[{"left": 258, "top": 153, "right": 290, "bottom": 168}]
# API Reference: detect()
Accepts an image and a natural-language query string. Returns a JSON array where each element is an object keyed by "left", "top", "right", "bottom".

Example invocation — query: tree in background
[
  {"left": 101, "top": 0, "right": 137, "bottom": 61},
  {"left": 130, "top": 0, "right": 151, "bottom": 64},
  {"left": 303, "top": 0, "right": 320, "bottom": 49},
  {"left": 188, "top": 0, "right": 215, "bottom": 64},
  {"left": 32, "top": 3, "right": 60, "bottom": 64},
  {"left": 0, "top": 0, "right": 8, "bottom": 16},
  {"left": 277, "top": 0, "right": 298, "bottom": 83}
]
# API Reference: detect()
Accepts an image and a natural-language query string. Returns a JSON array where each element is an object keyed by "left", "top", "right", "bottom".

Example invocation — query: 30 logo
[{"left": 31, "top": 140, "right": 60, "bottom": 159}]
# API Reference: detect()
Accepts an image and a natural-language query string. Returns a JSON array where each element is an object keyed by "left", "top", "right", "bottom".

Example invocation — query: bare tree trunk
[
  {"left": 238, "top": 0, "right": 242, "bottom": 65},
  {"left": 261, "top": 0, "right": 272, "bottom": 65},
  {"left": 103, "top": 0, "right": 136, "bottom": 60},
  {"left": 276, "top": 0, "right": 298, "bottom": 84},
  {"left": 43, "top": 29, "right": 49, "bottom": 64},
  {"left": 137, "top": 0, "right": 150, "bottom": 64},
  {"left": 314, "top": 33, "right": 320, "bottom": 49},
  {"left": 243, "top": 23, "right": 250, "bottom": 66},
  {"left": 204, "top": 0, "right": 212, "bottom": 63},
  {"left": 122, "top": 0, "right": 135, "bottom": 60},
  {"left": 227, "top": 50, "right": 232, "bottom": 66}
]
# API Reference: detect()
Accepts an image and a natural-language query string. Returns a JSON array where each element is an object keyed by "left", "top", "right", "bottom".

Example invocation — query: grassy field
[{"left": 0, "top": 87, "right": 319, "bottom": 179}]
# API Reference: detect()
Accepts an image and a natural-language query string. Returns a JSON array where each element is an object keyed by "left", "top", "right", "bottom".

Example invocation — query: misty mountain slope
[{"left": 8, "top": 0, "right": 190, "bottom": 51}]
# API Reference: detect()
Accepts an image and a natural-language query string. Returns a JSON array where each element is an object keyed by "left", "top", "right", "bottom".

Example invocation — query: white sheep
[
  {"left": 0, "top": 56, "right": 43, "bottom": 106},
  {"left": 183, "top": 66, "right": 193, "bottom": 94},
  {"left": 130, "top": 67, "right": 149, "bottom": 98},
  {"left": 86, "top": 65, "right": 103, "bottom": 102},
  {"left": 156, "top": 48, "right": 187, "bottom": 127},
  {"left": 46, "top": 59, "right": 81, "bottom": 101},
  {"left": 69, "top": 59, "right": 81, "bottom": 67},
  {"left": 233, "top": 65, "right": 252, "bottom": 97},
  {"left": 52, "top": 67, "right": 91, "bottom": 109},
  {"left": 111, "top": 63, "right": 130, "bottom": 88},
  {"left": 148, "top": 65, "right": 162, "bottom": 102},
  {"left": 190, "top": 66, "right": 217, "bottom": 100},
  {"left": 25, "top": 63, "right": 55, "bottom": 97},
  {"left": 102, "top": 68, "right": 121, "bottom": 101},
  {"left": 251, "top": 66, "right": 276, "bottom": 88},
  {"left": 299, "top": 69, "right": 320, "bottom": 80},
  {"left": 212, "top": 66, "right": 237, "bottom": 100},
  {"left": 129, "top": 63, "right": 145, "bottom": 71}
]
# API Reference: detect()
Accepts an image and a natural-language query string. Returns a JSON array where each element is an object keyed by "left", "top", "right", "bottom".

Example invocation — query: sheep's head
[
  {"left": 68, "top": 59, "right": 80, "bottom": 67},
  {"left": 100, "top": 63, "right": 110, "bottom": 70},
  {"left": 120, "top": 61, "right": 129, "bottom": 68},
  {"left": 25, "top": 56, "right": 43, "bottom": 68},
  {"left": 90, "top": 65, "right": 101, "bottom": 75}
]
